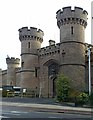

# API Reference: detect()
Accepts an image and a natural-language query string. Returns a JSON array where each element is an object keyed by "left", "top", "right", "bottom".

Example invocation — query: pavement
[{"left": 1, "top": 97, "right": 93, "bottom": 115}]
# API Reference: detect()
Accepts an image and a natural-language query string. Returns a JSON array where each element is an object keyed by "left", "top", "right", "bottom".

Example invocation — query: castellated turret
[
  {"left": 1, "top": 6, "right": 93, "bottom": 98},
  {"left": 56, "top": 6, "right": 88, "bottom": 91},
  {"left": 19, "top": 27, "right": 44, "bottom": 52},
  {"left": 56, "top": 6, "right": 88, "bottom": 42},
  {"left": 18, "top": 27, "right": 44, "bottom": 89},
  {"left": 6, "top": 57, "right": 20, "bottom": 86},
  {"left": 0, "top": 69, "right": 2, "bottom": 87}
]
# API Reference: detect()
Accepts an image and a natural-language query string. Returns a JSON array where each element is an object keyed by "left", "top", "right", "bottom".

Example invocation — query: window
[
  {"left": 28, "top": 42, "right": 30, "bottom": 48},
  {"left": 21, "top": 61, "right": 24, "bottom": 68},
  {"left": 35, "top": 68, "right": 37, "bottom": 77},
  {"left": 71, "top": 26, "right": 73, "bottom": 34},
  {"left": 48, "top": 63, "right": 59, "bottom": 77}
]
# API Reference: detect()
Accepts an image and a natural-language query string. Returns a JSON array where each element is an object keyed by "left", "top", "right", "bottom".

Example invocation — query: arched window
[{"left": 48, "top": 63, "right": 59, "bottom": 77}]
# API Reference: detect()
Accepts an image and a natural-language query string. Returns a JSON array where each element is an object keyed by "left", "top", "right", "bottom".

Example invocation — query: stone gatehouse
[{"left": 1, "top": 6, "right": 93, "bottom": 97}]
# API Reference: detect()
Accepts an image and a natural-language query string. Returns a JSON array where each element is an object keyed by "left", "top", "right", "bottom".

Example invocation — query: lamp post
[{"left": 88, "top": 47, "right": 91, "bottom": 96}]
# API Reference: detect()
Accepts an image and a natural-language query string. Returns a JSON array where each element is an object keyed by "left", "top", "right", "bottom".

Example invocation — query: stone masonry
[{"left": 1, "top": 6, "right": 93, "bottom": 98}]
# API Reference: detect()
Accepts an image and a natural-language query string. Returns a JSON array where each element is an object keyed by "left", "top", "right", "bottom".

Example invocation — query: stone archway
[
  {"left": 48, "top": 63, "right": 58, "bottom": 98},
  {"left": 44, "top": 59, "right": 59, "bottom": 97}
]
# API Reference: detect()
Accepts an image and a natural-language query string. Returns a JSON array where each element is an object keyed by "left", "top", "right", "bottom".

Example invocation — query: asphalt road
[
  {"left": 1, "top": 105, "right": 92, "bottom": 119},
  {"left": 0, "top": 97, "right": 93, "bottom": 119}
]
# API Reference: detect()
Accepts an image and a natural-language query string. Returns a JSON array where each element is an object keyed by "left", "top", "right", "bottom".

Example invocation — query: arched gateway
[{"left": 44, "top": 59, "right": 59, "bottom": 97}]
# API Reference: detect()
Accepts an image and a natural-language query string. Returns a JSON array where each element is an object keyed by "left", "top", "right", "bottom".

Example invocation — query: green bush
[
  {"left": 89, "top": 93, "right": 93, "bottom": 107},
  {"left": 76, "top": 92, "right": 89, "bottom": 105},
  {"left": 56, "top": 74, "right": 70, "bottom": 102}
]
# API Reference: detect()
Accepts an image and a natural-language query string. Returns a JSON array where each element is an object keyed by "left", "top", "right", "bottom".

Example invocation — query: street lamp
[{"left": 87, "top": 46, "right": 91, "bottom": 96}]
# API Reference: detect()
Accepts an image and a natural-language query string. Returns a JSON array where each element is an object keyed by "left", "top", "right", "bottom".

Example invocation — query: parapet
[
  {"left": 37, "top": 43, "right": 60, "bottom": 57},
  {"left": 6, "top": 57, "right": 20, "bottom": 64},
  {"left": 18, "top": 27, "right": 44, "bottom": 43},
  {"left": 56, "top": 6, "right": 88, "bottom": 28}
]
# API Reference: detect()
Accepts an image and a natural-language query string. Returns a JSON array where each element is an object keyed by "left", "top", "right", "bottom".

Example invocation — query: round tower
[
  {"left": 56, "top": 6, "right": 88, "bottom": 91},
  {"left": 6, "top": 57, "right": 20, "bottom": 86},
  {"left": 0, "top": 69, "right": 2, "bottom": 87},
  {"left": 18, "top": 27, "right": 44, "bottom": 90}
]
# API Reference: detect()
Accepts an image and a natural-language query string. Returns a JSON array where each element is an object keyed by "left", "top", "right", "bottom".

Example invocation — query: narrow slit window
[
  {"left": 71, "top": 26, "right": 73, "bottom": 34},
  {"left": 21, "top": 61, "right": 24, "bottom": 68},
  {"left": 35, "top": 68, "right": 37, "bottom": 77},
  {"left": 28, "top": 42, "right": 30, "bottom": 48}
]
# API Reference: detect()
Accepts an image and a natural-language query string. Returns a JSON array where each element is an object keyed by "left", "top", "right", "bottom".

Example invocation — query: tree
[{"left": 56, "top": 74, "right": 70, "bottom": 102}]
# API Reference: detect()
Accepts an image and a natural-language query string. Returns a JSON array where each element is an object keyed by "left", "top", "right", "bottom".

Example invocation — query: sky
[{"left": 0, "top": 0, "right": 92, "bottom": 70}]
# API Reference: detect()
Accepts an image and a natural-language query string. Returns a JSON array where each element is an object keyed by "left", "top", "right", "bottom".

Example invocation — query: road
[
  {"left": 1, "top": 97, "right": 93, "bottom": 119},
  {"left": 1, "top": 104, "right": 92, "bottom": 119}
]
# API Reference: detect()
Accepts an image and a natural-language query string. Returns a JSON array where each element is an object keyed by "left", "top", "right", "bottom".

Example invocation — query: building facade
[{"left": 1, "top": 6, "right": 93, "bottom": 97}]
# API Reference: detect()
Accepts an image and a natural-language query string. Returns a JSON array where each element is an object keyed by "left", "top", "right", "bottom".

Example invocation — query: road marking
[
  {"left": 0, "top": 115, "right": 9, "bottom": 118},
  {"left": 2, "top": 111, "right": 21, "bottom": 116},
  {"left": 48, "top": 116, "right": 60, "bottom": 118},
  {"left": 11, "top": 111, "right": 28, "bottom": 114}
]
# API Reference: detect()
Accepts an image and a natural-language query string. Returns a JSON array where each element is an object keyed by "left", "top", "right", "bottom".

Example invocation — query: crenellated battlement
[
  {"left": 18, "top": 27, "right": 44, "bottom": 43},
  {"left": 6, "top": 57, "right": 20, "bottom": 64},
  {"left": 37, "top": 43, "right": 60, "bottom": 57},
  {"left": 56, "top": 6, "right": 88, "bottom": 28}
]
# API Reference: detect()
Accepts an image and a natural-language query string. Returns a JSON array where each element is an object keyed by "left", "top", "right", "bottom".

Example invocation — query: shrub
[
  {"left": 76, "top": 92, "right": 89, "bottom": 105},
  {"left": 56, "top": 74, "right": 70, "bottom": 102},
  {"left": 89, "top": 93, "right": 93, "bottom": 107}
]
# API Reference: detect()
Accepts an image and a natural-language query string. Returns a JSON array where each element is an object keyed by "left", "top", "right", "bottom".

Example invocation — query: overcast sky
[{"left": 0, "top": 0, "right": 92, "bottom": 70}]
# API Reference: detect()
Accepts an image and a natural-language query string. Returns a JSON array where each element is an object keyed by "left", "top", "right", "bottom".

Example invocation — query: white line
[
  {"left": 0, "top": 115, "right": 9, "bottom": 118},
  {"left": 3, "top": 111, "right": 20, "bottom": 116},
  {"left": 11, "top": 111, "right": 28, "bottom": 114},
  {"left": 48, "top": 116, "right": 59, "bottom": 118}
]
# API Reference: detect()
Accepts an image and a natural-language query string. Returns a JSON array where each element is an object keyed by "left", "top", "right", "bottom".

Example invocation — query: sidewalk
[{"left": 1, "top": 101, "right": 92, "bottom": 115}]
